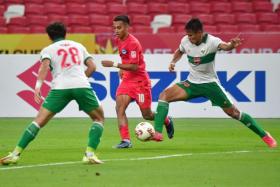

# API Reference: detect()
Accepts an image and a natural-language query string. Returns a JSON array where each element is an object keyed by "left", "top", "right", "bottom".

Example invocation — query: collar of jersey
[
  {"left": 193, "top": 33, "right": 208, "bottom": 46},
  {"left": 120, "top": 33, "right": 130, "bottom": 42},
  {"left": 201, "top": 33, "right": 208, "bottom": 43},
  {"left": 53, "top": 38, "right": 65, "bottom": 43}
]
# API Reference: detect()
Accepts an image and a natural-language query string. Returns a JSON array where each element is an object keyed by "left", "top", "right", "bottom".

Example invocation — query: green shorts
[
  {"left": 43, "top": 88, "right": 100, "bottom": 113},
  {"left": 176, "top": 80, "right": 233, "bottom": 108}
]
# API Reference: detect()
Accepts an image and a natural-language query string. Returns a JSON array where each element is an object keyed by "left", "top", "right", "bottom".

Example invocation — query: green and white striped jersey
[
  {"left": 179, "top": 33, "right": 223, "bottom": 84},
  {"left": 40, "top": 39, "right": 92, "bottom": 89}
]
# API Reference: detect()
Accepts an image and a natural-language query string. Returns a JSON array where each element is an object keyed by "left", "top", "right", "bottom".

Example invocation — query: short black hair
[
  {"left": 113, "top": 15, "right": 130, "bottom": 25},
  {"left": 46, "top": 22, "right": 66, "bottom": 41},
  {"left": 185, "top": 18, "right": 203, "bottom": 32}
]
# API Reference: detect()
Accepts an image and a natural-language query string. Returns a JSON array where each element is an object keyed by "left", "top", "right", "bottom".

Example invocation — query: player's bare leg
[
  {"left": 114, "top": 94, "right": 133, "bottom": 148},
  {"left": 0, "top": 107, "right": 55, "bottom": 165},
  {"left": 83, "top": 106, "right": 104, "bottom": 164},
  {"left": 152, "top": 84, "right": 188, "bottom": 141},
  {"left": 140, "top": 108, "right": 154, "bottom": 121},
  {"left": 34, "top": 107, "right": 56, "bottom": 127},
  {"left": 223, "top": 105, "right": 277, "bottom": 148}
]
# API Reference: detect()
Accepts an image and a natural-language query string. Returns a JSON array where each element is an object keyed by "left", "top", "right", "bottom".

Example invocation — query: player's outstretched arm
[
  {"left": 169, "top": 48, "right": 184, "bottom": 72},
  {"left": 219, "top": 35, "right": 243, "bottom": 51},
  {"left": 34, "top": 59, "right": 50, "bottom": 104},
  {"left": 84, "top": 58, "right": 96, "bottom": 77},
  {"left": 101, "top": 60, "right": 138, "bottom": 71}
]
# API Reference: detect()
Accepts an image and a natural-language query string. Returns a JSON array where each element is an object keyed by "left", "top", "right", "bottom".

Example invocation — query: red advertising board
[
  {"left": 95, "top": 33, "right": 280, "bottom": 54},
  {"left": 136, "top": 33, "right": 280, "bottom": 53},
  {"left": 0, "top": 33, "right": 279, "bottom": 54}
]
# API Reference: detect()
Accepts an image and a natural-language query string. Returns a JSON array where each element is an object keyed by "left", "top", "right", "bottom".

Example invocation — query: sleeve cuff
[
  {"left": 84, "top": 56, "right": 93, "bottom": 64},
  {"left": 40, "top": 54, "right": 51, "bottom": 61},
  {"left": 179, "top": 45, "right": 185, "bottom": 53}
]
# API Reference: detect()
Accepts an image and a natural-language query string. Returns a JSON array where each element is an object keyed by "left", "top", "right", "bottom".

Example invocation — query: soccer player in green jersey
[
  {"left": 0, "top": 22, "right": 105, "bottom": 165},
  {"left": 152, "top": 18, "right": 277, "bottom": 148}
]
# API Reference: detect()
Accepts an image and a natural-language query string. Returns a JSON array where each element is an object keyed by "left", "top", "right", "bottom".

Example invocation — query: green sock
[
  {"left": 87, "top": 122, "right": 104, "bottom": 150},
  {"left": 17, "top": 122, "right": 40, "bottom": 152},
  {"left": 155, "top": 101, "right": 169, "bottom": 133},
  {"left": 239, "top": 112, "right": 266, "bottom": 138}
]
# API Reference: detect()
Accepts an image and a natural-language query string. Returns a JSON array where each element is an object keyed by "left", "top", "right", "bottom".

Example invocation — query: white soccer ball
[{"left": 135, "top": 122, "right": 155, "bottom": 141}]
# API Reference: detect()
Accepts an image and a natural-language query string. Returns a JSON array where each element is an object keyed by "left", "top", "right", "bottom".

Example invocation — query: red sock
[
  {"left": 164, "top": 117, "right": 170, "bottom": 126},
  {"left": 119, "top": 124, "right": 130, "bottom": 141}
]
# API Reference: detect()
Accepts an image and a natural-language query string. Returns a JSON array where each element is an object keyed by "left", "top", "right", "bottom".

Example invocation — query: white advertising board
[{"left": 0, "top": 54, "right": 279, "bottom": 118}]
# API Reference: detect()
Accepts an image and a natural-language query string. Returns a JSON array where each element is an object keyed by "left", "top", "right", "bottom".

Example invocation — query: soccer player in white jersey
[
  {"left": 152, "top": 18, "right": 277, "bottom": 148},
  {"left": 0, "top": 22, "right": 104, "bottom": 165}
]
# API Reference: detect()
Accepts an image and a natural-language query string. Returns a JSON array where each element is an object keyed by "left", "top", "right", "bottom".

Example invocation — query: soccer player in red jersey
[{"left": 102, "top": 15, "right": 174, "bottom": 148}]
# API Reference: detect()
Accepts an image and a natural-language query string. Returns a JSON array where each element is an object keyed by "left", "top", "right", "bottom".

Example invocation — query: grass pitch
[{"left": 0, "top": 118, "right": 279, "bottom": 187}]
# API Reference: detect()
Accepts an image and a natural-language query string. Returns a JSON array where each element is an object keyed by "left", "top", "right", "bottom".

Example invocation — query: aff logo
[{"left": 17, "top": 62, "right": 266, "bottom": 111}]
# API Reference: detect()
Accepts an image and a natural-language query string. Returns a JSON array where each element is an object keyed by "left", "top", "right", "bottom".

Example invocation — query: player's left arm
[
  {"left": 34, "top": 59, "right": 50, "bottom": 104},
  {"left": 218, "top": 35, "right": 243, "bottom": 51}
]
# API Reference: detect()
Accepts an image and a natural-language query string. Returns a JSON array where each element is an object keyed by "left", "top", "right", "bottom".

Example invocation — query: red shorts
[{"left": 116, "top": 80, "right": 152, "bottom": 109}]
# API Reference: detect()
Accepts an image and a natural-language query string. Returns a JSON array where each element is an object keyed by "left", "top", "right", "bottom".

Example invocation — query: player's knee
[
  {"left": 224, "top": 108, "right": 240, "bottom": 119},
  {"left": 159, "top": 91, "right": 168, "bottom": 101}
]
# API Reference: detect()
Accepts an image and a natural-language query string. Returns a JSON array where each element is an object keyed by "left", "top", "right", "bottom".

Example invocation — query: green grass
[{"left": 0, "top": 118, "right": 279, "bottom": 187}]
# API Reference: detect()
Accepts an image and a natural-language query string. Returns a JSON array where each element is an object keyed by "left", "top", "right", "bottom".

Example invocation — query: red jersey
[{"left": 115, "top": 34, "right": 150, "bottom": 82}]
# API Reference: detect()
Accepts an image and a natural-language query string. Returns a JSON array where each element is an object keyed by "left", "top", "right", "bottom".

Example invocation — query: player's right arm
[
  {"left": 169, "top": 48, "right": 184, "bottom": 72},
  {"left": 117, "top": 63, "right": 138, "bottom": 71},
  {"left": 81, "top": 45, "right": 96, "bottom": 77},
  {"left": 84, "top": 57, "right": 96, "bottom": 77},
  {"left": 34, "top": 59, "right": 50, "bottom": 104},
  {"left": 101, "top": 60, "right": 138, "bottom": 71},
  {"left": 102, "top": 41, "right": 139, "bottom": 71}
]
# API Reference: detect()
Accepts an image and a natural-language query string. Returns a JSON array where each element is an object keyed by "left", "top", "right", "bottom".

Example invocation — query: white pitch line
[
  {"left": 0, "top": 161, "right": 82, "bottom": 171},
  {"left": 0, "top": 149, "right": 277, "bottom": 171}
]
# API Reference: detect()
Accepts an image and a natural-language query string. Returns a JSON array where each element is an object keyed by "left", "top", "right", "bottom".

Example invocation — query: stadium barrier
[
  {"left": 0, "top": 54, "right": 279, "bottom": 118},
  {"left": 0, "top": 33, "right": 280, "bottom": 55}
]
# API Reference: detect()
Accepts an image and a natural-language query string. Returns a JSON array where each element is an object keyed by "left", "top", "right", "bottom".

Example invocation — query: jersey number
[
  {"left": 57, "top": 47, "right": 81, "bottom": 68},
  {"left": 138, "top": 93, "right": 145, "bottom": 103}
]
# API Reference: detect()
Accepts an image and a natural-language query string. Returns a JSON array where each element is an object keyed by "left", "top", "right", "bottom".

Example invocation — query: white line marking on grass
[
  {"left": 0, "top": 149, "right": 277, "bottom": 171},
  {"left": 0, "top": 161, "right": 82, "bottom": 171}
]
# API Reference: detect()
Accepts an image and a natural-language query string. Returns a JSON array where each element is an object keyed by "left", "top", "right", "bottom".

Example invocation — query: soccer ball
[{"left": 135, "top": 122, "right": 155, "bottom": 141}]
